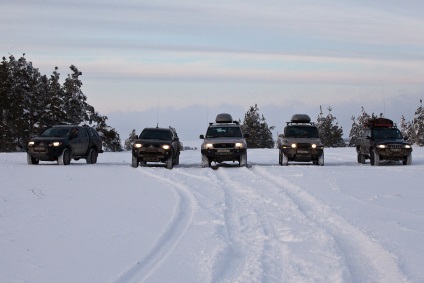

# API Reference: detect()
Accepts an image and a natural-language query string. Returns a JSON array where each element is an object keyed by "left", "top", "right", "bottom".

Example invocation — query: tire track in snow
[
  {"left": 252, "top": 166, "right": 410, "bottom": 283},
  {"left": 114, "top": 168, "right": 196, "bottom": 283},
  {"left": 205, "top": 168, "right": 285, "bottom": 283}
]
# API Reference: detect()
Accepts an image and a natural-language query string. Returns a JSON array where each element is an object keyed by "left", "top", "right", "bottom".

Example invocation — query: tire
[
  {"left": 403, "top": 153, "right": 412, "bottom": 165},
  {"left": 201, "top": 154, "right": 210, "bottom": 168},
  {"left": 357, "top": 152, "right": 365, "bottom": 164},
  {"left": 166, "top": 155, "right": 173, "bottom": 169},
  {"left": 58, "top": 148, "right": 71, "bottom": 165},
  {"left": 27, "top": 153, "right": 39, "bottom": 165},
  {"left": 278, "top": 150, "right": 282, "bottom": 165},
  {"left": 139, "top": 161, "right": 147, "bottom": 167},
  {"left": 131, "top": 155, "right": 139, "bottom": 168},
  {"left": 86, "top": 148, "right": 98, "bottom": 164},
  {"left": 174, "top": 152, "right": 180, "bottom": 165},
  {"left": 370, "top": 149, "right": 379, "bottom": 166},
  {"left": 239, "top": 152, "right": 247, "bottom": 167},
  {"left": 318, "top": 152, "right": 324, "bottom": 166},
  {"left": 281, "top": 152, "right": 288, "bottom": 166}
]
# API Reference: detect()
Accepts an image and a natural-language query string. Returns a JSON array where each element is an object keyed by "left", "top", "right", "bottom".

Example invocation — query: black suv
[
  {"left": 356, "top": 118, "right": 412, "bottom": 166},
  {"left": 131, "top": 127, "right": 181, "bottom": 169},
  {"left": 200, "top": 113, "right": 249, "bottom": 167},
  {"left": 277, "top": 114, "right": 324, "bottom": 166},
  {"left": 26, "top": 125, "right": 103, "bottom": 165}
]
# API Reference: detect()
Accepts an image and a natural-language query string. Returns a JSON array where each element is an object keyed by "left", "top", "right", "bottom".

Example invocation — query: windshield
[
  {"left": 206, "top": 126, "right": 242, "bottom": 138},
  {"left": 285, "top": 126, "right": 319, "bottom": 138},
  {"left": 40, "top": 127, "right": 70, "bottom": 138},
  {"left": 372, "top": 128, "right": 403, "bottom": 140},
  {"left": 139, "top": 129, "right": 172, "bottom": 140}
]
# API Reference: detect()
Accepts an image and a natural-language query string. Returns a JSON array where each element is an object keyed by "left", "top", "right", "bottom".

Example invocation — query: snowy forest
[
  {"left": 2, "top": 54, "right": 424, "bottom": 152},
  {"left": 0, "top": 54, "right": 122, "bottom": 152}
]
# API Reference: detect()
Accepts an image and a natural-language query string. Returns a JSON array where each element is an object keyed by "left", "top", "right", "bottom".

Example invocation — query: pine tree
[
  {"left": 242, "top": 104, "right": 275, "bottom": 148},
  {"left": 408, "top": 99, "right": 424, "bottom": 146},
  {"left": 124, "top": 129, "right": 138, "bottom": 150},
  {"left": 316, "top": 106, "right": 345, "bottom": 147},
  {"left": 0, "top": 54, "right": 122, "bottom": 151},
  {"left": 348, "top": 107, "right": 371, "bottom": 146}
]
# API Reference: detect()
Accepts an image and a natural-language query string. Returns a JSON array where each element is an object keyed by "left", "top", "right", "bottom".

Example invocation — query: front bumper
[
  {"left": 132, "top": 148, "right": 172, "bottom": 162},
  {"left": 281, "top": 147, "right": 324, "bottom": 162},
  {"left": 201, "top": 148, "right": 246, "bottom": 161},
  {"left": 27, "top": 145, "right": 65, "bottom": 161},
  {"left": 375, "top": 147, "right": 412, "bottom": 161}
]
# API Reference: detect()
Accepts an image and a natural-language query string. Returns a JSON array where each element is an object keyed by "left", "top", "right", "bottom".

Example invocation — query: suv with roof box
[
  {"left": 355, "top": 118, "right": 412, "bottom": 166},
  {"left": 200, "top": 113, "right": 249, "bottom": 167},
  {"left": 277, "top": 114, "right": 324, "bottom": 166}
]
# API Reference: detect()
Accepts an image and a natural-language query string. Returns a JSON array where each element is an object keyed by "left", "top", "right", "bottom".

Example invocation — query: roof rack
[
  {"left": 365, "top": 118, "right": 394, "bottom": 128},
  {"left": 286, "top": 114, "right": 314, "bottom": 125}
]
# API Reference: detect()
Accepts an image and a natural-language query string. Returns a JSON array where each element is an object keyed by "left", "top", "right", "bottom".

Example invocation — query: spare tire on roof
[{"left": 216, "top": 113, "right": 233, "bottom": 123}]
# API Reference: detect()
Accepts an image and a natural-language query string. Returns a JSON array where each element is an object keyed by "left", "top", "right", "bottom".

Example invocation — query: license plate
[
  {"left": 297, "top": 150, "right": 309, "bottom": 154},
  {"left": 391, "top": 149, "right": 401, "bottom": 152},
  {"left": 34, "top": 147, "right": 45, "bottom": 152},
  {"left": 217, "top": 149, "right": 230, "bottom": 153}
]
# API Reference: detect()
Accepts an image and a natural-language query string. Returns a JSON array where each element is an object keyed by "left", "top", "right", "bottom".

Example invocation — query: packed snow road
[{"left": 1, "top": 147, "right": 423, "bottom": 283}]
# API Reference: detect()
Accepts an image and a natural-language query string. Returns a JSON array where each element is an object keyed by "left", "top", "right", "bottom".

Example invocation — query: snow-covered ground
[{"left": 1, "top": 146, "right": 423, "bottom": 283}]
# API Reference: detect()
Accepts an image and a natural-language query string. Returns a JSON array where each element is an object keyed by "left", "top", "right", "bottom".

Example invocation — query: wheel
[
  {"left": 281, "top": 152, "right": 288, "bottom": 166},
  {"left": 317, "top": 152, "right": 324, "bottom": 166},
  {"left": 403, "top": 153, "right": 412, "bottom": 165},
  {"left": 166, "top": 155, "right": 173, "bottom": 169},
  {"left": 357, "top": 152, "right": 365, "bottom": 164},
  {"left": 370, "top": 149, "right": 379, "bottom": 166},
  {"left": 139, "top": 161, "right": 147, "bottom": 167},
  {"left": 239, "top": 152, "right": 247, "bottom": 167},
  {"left": 278, "top": 150, "right": 282, "bottom": 165},
  {"left": 173, "top": 152, "right": 180, "bottom": 165},
  {"left": 58, "top": 148, "right": 71, "bottom": 165},
  {"left": 86, "top": 149, "right": 98, "bottom": 164},
  {"left": 201, "top": 154, "right": 211, "bottom": 168},
  {"left": 27, "top": 153, "right": 39, "bottom": 165},
  {"left": 131, "top": 155, "right": 139, "bottom": 168}
]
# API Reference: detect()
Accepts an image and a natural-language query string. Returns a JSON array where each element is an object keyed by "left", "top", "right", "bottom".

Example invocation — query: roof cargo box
[
  {"left": 291, "top": 114, "right": 311, "bottom": 123},
  {"left": 216, "top": 113, "right": 233, "bottom": 123},
  {"left": 365, "top": 118, "right": 394, "bottom": 128}
]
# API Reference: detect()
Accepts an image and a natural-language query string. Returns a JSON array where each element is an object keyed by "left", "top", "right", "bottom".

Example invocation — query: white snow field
[{"left": 1, "top": 146, "right": 423, "bottom": 283}]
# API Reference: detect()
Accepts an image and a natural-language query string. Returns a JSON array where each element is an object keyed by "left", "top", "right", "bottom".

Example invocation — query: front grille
[
  {"left": 388, "top": 144, "right": 403, "bottom": 149},
  {"left": 213, "top": 143, "right": 235, "bottom": 149},
  {"left": 297, "top": 143, "right": 311, "bottom": 150}
]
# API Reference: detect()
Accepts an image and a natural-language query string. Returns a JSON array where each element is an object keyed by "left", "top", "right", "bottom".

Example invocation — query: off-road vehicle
[
  {"left": 200, "top": 113, "right": 249, "bottom": 167},
  {"left": 26, "top": 125, "right": 103, "bottom": 165},
  {"left": 355, "top": 118, "right": 412, "bottom": 166},
  {"left": 277, "top": 114, "right": 324, "bottom": 166},
  {"left": 132, "top": 127, "right": 181, "bottom": 169}
]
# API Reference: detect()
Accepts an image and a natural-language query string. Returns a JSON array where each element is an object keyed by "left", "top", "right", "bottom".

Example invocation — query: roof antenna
[
  {"left": 156, "top": 94, "right": 160, "bottom": 128},
  {"left": 206, "top": 95, "right": 209, "bottom": 125}
]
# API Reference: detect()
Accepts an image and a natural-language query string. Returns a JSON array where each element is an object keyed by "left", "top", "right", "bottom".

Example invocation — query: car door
[{"left": 78, "top": 128, "right": 90, "bottom": 155}]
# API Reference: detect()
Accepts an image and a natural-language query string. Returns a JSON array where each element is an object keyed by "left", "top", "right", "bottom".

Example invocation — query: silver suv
[
  {"left": 277, "top": 114, "right": 324, "bottom": 166},
  {"left": 200, "top": 113, "right": 249, "bottom": 167}
]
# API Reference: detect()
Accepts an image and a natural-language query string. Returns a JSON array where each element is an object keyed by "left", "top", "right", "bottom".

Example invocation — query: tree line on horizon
[{"left": 0, "top": 54, "right": 122, "bottom": 152}]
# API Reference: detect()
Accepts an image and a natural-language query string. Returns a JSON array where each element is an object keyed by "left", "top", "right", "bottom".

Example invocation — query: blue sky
[{"left": 2, "top": 0, "right": 424, "bottom": 139}]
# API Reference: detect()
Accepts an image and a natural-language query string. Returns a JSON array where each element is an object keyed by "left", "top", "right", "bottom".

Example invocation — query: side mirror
[
  {"left": 244, "top": 133, "right": 250, "bottom": 138},
  {"left": 199, "top": 135, "right": 205, "bottom": 139},
  {"left": 404, "top": 135, "right": 409, "bottom": 141},
  {"left": 365, "top": 136, "right": 371, "bottom": 140}
]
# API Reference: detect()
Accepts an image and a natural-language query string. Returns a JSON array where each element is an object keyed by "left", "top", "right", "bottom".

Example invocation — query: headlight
[
  {"left": 52, "top": 142, "right": 61, "bottom": 147},
  {"left": 235, "top": 142, "right": 243, "bottom": 148},
  {"left": 204, "top": 143, "right": 213, "bottom": 149},
  {"left": 404, "top": 145, "right": 411, "bottom": 149},
  {"left": 162, "top": 145, "right": 170, "bottom": 150},
  {"left": 311, "top": 144, "right": 317, "bottom": 149},
  {"left": 291, "top": 143, "right": 297, "bottom": 148},
  {"left": 134, "top": 143, "right": 142, "bottom": 148},
  {"left": 28, "top": 141, "right": 35, "bottom": 146},
  {"left": 377, "top": 145, "right": 386, "bottom": 149}
]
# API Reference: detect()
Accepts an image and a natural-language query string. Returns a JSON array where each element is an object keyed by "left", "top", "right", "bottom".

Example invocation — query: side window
[{"left": 79, "top": 128, "right": 88, "bottom": 138}]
